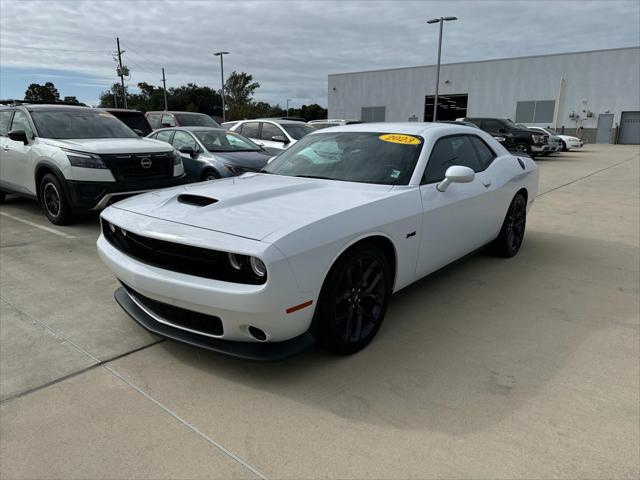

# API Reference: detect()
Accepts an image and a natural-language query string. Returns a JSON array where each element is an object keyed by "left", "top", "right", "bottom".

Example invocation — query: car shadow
[{"left": 151, "top": 230, "right": 636, "bottom": 435}]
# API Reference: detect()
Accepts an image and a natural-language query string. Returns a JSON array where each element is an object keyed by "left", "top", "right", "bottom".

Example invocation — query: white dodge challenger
[{"left": 97, "top": 123, "right": 538, "bottom": 360}]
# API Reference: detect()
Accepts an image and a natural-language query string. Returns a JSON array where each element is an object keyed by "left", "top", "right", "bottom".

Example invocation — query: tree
[
  {"left": 62, "top": 96, "right": 82, "bottom": 105},
  {"left": 24, "top": 82, "right": 60, "bottom": 102},
  {"left": 224, "top": 71, "right": 260, "bottom": 119}
]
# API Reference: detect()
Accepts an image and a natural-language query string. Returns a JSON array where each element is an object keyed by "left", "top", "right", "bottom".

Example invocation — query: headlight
[
  {"left": 171, "top": 149, "right": 181, "bottom": 165},
  {"left": 171, "top": 150, "right": 184, "bottom": 176},
  {"left": 63, "top": 148, "right": 107, "bottom": 169},
  {"left": 531, "top": 134, "right": 543, "bottom": 143},
  {"left": 224, "top": 163, "right": 246, "bottom": 176},
  {"left": 226, "top": 252, "right": 267, "bottom": 280}
]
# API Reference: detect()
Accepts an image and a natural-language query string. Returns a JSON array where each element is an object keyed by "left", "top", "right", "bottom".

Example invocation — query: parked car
[
  {"left": 104, "top": 108, "right": 152, "bottom": 136},
  {"left": 308, "top": 119, "right": 363, "bottom": 129},
  {"left": 148, "top": 127, "right": 273, "bottom": 181},
  {"left": 98, "top": 122, "right": 539, "bottom": 359},
  {"left": 526, "top": 126, "right": 583, "bottom": 151},
  {"left": 516, "top": 125, "right": 561, "bottom": 155},
  {"left": 221, "top": 121, "right": 240, "bottom": 130},
  {"left": 230, "top": 119, "right": 315, "bottom": 151},
  {"left": 145, "top": 111, "right": 221, "bottom": 130},
  {"left": 0, "top": 104, "right": 186, "bottom": 224},
  {"left": 459, "top": 117, "right": 549, "bottom": 157},
  {"left": 439, "top": 120, "right": 508, "bottom": 144}
]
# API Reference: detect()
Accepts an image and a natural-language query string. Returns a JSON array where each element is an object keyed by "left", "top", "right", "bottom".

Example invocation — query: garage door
[{"left": 618, "top": 111, "right": 640, "bottom": 145}]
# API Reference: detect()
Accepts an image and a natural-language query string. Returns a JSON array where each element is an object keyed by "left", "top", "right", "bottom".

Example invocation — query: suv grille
[
  {"left": 101, "top": 152, "right": 173, "bottom": 180},
  {"left": 122, "top": 284, "right": 223, "bottom": 336}
]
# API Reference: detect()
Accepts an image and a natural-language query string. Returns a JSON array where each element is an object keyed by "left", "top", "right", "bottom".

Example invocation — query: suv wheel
[
  {"left": 514, "top": 143, "right": 530, "bottom": 155},
  {"left": 39, "top": 174, "right": 73, "bottom": 225}
]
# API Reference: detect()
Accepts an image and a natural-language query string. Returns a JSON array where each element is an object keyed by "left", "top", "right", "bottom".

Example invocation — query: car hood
[
  {"left": 209, "top": 150, "right": 271, "bottom": 169},
  {"left": 111, "top": 173, "right": 394, "bottom": 241},
  {"left": 40, "top": 137, "right": 173, "bottom": 154}
]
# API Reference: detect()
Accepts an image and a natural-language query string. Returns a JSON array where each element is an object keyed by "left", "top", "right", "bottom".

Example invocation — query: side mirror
[
  {"left": 178, "top": 145, "right": 196, "bottom": 156},
  {"left": 8, "top": 130, "right": 29, "bottom": 145},
  {"left": 271, "top": 135, "right": 289, "bottom": 144},
  {"left": 133, "top": 129, "right": 144, "bottom": 136},
  {"left": 436, "top": 165, "right": 475, "bottom": 192}
]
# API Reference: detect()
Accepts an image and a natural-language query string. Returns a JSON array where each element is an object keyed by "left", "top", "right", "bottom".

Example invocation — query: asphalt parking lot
[{"left": 0, "top": 144, "right": 638, "bottom": 479}]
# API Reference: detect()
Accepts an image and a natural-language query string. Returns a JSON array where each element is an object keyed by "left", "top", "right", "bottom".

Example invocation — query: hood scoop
[{"left": 177, "top": 194, "right": 218, "bottom": 207}]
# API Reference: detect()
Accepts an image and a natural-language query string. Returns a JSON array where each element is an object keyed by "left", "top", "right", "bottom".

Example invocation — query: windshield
[
  {"left": 281, "top": 123, "right": 315, "bottom": 140},
  {"left": 174, "top": 113, "right": 221, "bottom": 128},
  {"left": 31, "top": 110, "right": 138, "bottom": 139},
  {"left": 194, "top": 130, "right": 262, "bottom": 152},
  {"left": 262, "top": 131, "right": 423, "bottom": 185}
]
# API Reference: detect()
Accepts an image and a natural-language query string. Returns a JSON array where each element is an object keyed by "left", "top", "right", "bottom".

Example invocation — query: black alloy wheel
[
  {"left": 315, "top": 244, "right": 391, "bottom": 354},
  {"left": 493, "top": 193, "right": 527, "bottom": 257},
  {"left": 39, "top": 173, "right": 72, "bottom": 225}
]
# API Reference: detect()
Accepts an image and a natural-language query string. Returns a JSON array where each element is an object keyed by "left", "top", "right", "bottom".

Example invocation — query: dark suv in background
[
  {"left": 460, "top": 117, "right": 548, "bottom": 156},
  {"left": 146, "top": 111, "right": 221, "bottom": 130}
]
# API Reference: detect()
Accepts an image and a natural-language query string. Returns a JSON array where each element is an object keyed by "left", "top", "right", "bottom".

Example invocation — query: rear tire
[
  {"left": 39, "top": 174, "right": 73, "bottom": 225},
  {"left": 492, "top": 193, "right": 527, "bottom": 258},
  {"left": 315, "top": 244, "right": 392, "bottom": 354}
]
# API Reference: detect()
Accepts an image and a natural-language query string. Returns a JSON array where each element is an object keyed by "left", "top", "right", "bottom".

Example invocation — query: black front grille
[
  {"left": 123, "top": 284, "right": 223, "bottom": 336},
  {"left": 101, "top": 152, "right": 173, "bottom": 180},
  {"left": 102, "top": 221, "right": 266, "bottom": 284}
]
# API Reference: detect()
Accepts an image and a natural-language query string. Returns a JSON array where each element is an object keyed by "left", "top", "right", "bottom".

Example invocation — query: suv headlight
[
  {"left": 63, "top": 148, "right": 107, "bottom": 169},
  {"left": 171, "top": 149, "right": 184, "bottom": 176},
  {"left": 531, "top": 134, "right": 543, "bottom": 144}
]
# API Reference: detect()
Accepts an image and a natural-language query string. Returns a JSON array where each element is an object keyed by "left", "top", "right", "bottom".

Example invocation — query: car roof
[
  {"left": 0, "top": 104, "right": 94, "bottom": 112},
  {"left": 237, "top": 118, "right": 308, "bottom": 125},
  {"left": 153, "top": 126, "right": 227, "bottom": 133},
  {"left": 311, "top": 122, "right": 472, "bottom": 136},
  {"left": 146, "top": 111, "right": 209, "bottom": 115},
  {"left": 104, "top": 108, "right": 143, "bottom": 113}
]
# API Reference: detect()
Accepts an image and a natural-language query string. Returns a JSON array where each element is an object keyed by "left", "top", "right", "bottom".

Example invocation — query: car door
[
  {"left": 1, "top": 110, "right": 35, "bottom": 194},
  {"left": 258, "top": 122, "right": 288, "bottom": 150},
  {"left": 171, "top": 130, "right": 200, "bottom": 179},
  {"left": 0, "top": 109, "right": 15, "bottom": 189},
  {"left": 237, "top": 121, "right": 261, "bottom": 145},
  {"left": 416, "top": 134, "right": 499, "bottom": 277}
]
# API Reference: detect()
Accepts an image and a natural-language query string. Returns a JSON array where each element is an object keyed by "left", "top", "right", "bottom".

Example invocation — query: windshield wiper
[{"left": 293, "top": 174, "right": 333, "bottom": 180}]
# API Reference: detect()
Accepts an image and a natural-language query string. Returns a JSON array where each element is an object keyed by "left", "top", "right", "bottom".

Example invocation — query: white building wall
[{"left": 328, "top": 47, "right": 640, "bottom": 130}]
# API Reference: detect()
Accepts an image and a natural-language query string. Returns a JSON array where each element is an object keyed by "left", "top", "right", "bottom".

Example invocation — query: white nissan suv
[{"left": 0, "top": 103, "right": 186, "bottom": 225}]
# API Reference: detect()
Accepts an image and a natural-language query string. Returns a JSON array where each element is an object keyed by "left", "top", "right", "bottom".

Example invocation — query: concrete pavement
[{"left": 1, "top": 144, "right": 638, "bottom": 479}]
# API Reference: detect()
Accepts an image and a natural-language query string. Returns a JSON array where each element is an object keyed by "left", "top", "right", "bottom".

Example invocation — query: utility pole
[
  {"left": 213, "top": 51, "right": 229, "bottom": 122},
  {"left": 426, "top": 16, "right": 457, "bottom": 121},
  {"left": 161, "top": 68, "right": 168, "bottom": 111},
  {"left": 116, "top": 37, "right": 128, "bottom": 109}
]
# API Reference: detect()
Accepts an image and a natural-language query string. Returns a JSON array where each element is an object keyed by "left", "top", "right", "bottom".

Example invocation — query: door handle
[
  {"left": 482, "top": 180, "right": 492, "bottom": 188},
  {"left": 1, "top": 146, "right": 9, "bottom": 152}
]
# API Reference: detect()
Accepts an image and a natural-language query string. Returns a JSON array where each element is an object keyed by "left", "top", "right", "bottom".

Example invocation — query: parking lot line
[{"left": 0, "top": 211, "right": 77, "bottom": 240}]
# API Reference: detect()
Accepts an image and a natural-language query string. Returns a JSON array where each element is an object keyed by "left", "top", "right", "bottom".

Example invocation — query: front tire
[
  {"left": 561, "top": 140, "right": 568, "bottom": 152},
  {"left": 39, "top": 174, "right": 73, "bottom": 225},
  {"left": 492, "top": 193, "right": 527, "bottom": 257},
  {"left": 315, "top": 244, "right": 392, "bottom": 354},
  {"left": 201, "top": 170, "right": 220, "bottom": 181},
  {"left": 513, "top": 143, "right": 531, "bottom": 156}
]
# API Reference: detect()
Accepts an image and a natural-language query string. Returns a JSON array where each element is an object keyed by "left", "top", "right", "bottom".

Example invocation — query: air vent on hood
[{"left": 177, "top": 194, "right": 218, "bottom": 207}]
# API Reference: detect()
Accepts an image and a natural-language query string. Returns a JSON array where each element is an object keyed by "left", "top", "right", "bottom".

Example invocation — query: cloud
[{"left": 1, "top": 0, "right": 638, "bottom": 106}]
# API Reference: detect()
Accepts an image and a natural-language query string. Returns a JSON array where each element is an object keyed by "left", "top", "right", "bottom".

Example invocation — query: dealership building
[{"left": 327, "top": 46, "right": 640, "bottom": 144}]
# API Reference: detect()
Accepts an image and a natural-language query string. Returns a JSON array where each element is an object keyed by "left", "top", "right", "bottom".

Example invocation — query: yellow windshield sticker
[{"left": 379, "top": 134, "right": 421, "bottom": 145}]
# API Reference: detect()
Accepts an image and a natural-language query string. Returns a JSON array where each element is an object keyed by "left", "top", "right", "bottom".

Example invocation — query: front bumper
[
  {"left": 115, "top": 287, "right": 314, "bottom": 360},
  {"left": 66, "top": 175, "right": 187, "bottom": 211},
  {"left": 531, "top": 144, "right": 556, "bottom": 153}
]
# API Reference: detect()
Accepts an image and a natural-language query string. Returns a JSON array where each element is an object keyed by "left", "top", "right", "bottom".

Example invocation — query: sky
[{"left": 1, "top": 0, "right": 639, "bottom": 108}]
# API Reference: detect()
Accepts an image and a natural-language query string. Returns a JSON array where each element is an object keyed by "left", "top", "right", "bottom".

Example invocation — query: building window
[
  {"left": 361, "top": 106, "right": 385, "bottom": 122},
  {"left": 515, "top": 100, "right": 555, "bottom": 123}
]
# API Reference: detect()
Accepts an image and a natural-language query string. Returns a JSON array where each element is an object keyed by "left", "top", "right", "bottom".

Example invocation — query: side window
[
  {"left": 422, "top": 135, "right": 483, "bottom": 184},
  {"left": 240, "top": 122, "right": 259, "bottom": 138},
  {"left": 10, "top": 111, "right": 34, "bottom": 138},
  {"left": 147, "top": 114, "right": 161, "bottom": 129},
  {"left": 155, "top": 130, "right": 174, "bottom": 143},
  {"left": 483, "top": 119, "right": 504, "bottom": 133},
  {"left": 468, "top": 136, "right": 496, "bottom": 170},
  {"left": 260, "top": 123, "right": 281, "bottom": 140},
  {"left": 161, "top": 114, "right": 176, "bottom": 127},
  {"left": 0, "top": 110, "right": 13, "bottom": 136},
  {"left": 171, "top": 131, "right": 197, "bottom": 151}
]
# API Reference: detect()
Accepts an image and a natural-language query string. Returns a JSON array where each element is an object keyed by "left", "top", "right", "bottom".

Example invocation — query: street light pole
[
  {"left": 214, "top": 51, "right": 229, "bottom": 122},
  {"left": 426, "top": 16, "right": 457, "bottom": 122}
]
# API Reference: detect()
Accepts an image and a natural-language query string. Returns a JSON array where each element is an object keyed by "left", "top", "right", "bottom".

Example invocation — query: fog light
[{"left": 248, "top": 326, "right": 267, "bottom": 341}]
